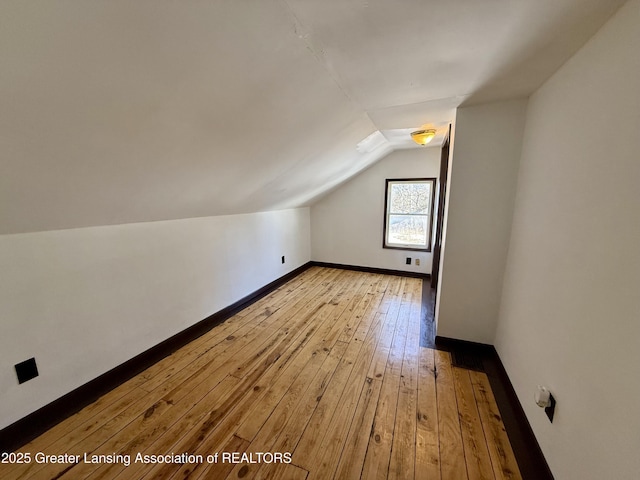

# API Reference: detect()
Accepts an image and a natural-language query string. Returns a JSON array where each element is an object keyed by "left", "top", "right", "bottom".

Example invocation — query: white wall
[
  {"left": 436, "top": 99, "right": 527, "bottom": 344},
  {"left": 495, "top": 1, "right": 640, "bottom": 478},
  {"left": 310, "top": 148, "right": 440, "bottom": 274},
  {"left": 0, "top": 208, "right": 310, "bottom": 429}
]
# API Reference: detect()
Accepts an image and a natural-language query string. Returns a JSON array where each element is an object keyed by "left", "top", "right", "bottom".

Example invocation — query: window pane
[
  {"left": 387, "top": 214, "right": 428, "bottom": 246},
  {"left": 389, "top": 182, "right": 430, "bottom": 214}
]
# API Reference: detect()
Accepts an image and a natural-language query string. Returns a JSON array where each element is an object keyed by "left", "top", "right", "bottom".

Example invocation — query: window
[{"left": 383, "top": 178, "right": 436, "bottom": 251}]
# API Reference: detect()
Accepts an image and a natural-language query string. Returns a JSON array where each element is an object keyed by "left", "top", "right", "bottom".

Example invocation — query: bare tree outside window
[{"left": 383, "top": 179, "right": 436, "bottom": 251}]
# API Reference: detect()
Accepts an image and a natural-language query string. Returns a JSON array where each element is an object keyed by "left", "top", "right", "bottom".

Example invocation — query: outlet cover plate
[{"left": 15, "top": 357, "right": 39, "bottom": 384}]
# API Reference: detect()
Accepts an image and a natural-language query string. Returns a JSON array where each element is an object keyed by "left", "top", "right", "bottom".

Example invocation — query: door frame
[{"left": 431, "top": 124, "right": 451, "bottom": 290}]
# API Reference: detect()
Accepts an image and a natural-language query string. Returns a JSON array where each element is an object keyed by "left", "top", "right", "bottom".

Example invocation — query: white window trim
[{"left": 383, "top": 178, "right": 436, "bottom": 252}]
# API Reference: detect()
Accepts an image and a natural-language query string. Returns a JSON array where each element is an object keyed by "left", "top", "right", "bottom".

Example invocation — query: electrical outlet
[
  {"left": 406, "top": 257, "right": 411, "bottom": 265},
  {"left": 15, "top": 357, "right": 39, "bottom": 384},
  {"left": 281, "top": 256, "right": 285, "bottom": 264},
  {"left": 415, "top": 258, "right": 420, "bottom": 266},
  {"left": 535, "top": 385, "right": 556, "bottom": 423}
]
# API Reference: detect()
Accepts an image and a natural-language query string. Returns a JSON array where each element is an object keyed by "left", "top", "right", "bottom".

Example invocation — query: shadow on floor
[{"left": 420, "top": 282, "right": 436, "bottom": 348}]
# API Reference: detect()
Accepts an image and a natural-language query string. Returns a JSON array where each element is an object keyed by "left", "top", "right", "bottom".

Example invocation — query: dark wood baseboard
[
  {"left": 435, "top": 336, "right": 554, "bottom": 480},
  {"left": 310, "top": 261, "right": 430, "bottom": 280},
  {"left": 0, "top": 262, "right": 313, "bottom": 453}
]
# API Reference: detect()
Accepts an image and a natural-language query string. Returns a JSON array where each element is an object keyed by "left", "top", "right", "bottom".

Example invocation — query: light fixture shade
[{"left": 410, "top": 129, "right": 436, "bottom": 146}]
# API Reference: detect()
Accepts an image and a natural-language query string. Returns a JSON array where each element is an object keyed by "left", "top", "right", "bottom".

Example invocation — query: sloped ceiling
[{"left": 0, "top": 0, "right": 625, "bottom": 234}]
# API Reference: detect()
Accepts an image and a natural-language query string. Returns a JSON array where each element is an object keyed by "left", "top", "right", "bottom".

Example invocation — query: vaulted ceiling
[{"left": 0, "top": 0, "right": 625, "bottom": 234}]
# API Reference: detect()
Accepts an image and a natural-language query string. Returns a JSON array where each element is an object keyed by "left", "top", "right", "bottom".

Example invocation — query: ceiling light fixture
[{"left": 410, "top": 129, "right": 436, "bottom": 146}]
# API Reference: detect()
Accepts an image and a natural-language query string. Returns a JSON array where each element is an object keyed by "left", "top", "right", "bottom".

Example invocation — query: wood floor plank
[
  {"left": 453, "top": 367, "right": 494, "bottom": 480},
  {"left": 148, "top": 280, "right": 352, "bottom": 474},
  {"left": 173, "top": 434, "right": 250, "bottom": 480},
  {"left": 293, "top": 283, "right": 394, "bottom": 472},
  {"left": 309, "top": 313, "right": 386, "bottom": 479},
  {"left": 336, "top": 273, "right": 390, "bottom": 344},
  {"left": 82, "top": 374, "right": 239, "bottom": 480},
  {"left": 189, "top": 302, "right": 344, "bottom": 457},
  {"left": 256, "top": 463, "right": 309, "bottom": 480},
  {"left": 4, "top": 375, "right": 139, "bottom": 462},
  {"left": 3, "top": 269, "right": 527, "bottom": 480},
  {"left": 332, "top": 376, "right": 384, "bottom": 480},
  {"left": 133, "top": 311, "right": 270, "bottom": 391},
  {"left": 182, "top": 343, "right": 329, "bottom": 479},
  {"left": 143, "top": 275, "right": 360, "bottom": 479},
  {"left": 470, "top": 371, "right": 522, "bottom": 480},
  {"left": 136, "top": 363, "right": 281, "bottom": 480},
  {"left": 317, "top": 273, "right": 381, "bottom": 350},
  {"left": 416, "top": 348, "right": 440, "bottom": 479},
  {"left": 231, "top": 273, "right": 368, "bottom": 443},
  {"left": 223, "top": 340, "right": 350, "bottom": 480},
  {"left": 230, "top": 271, "right": 365, "bottom": 380},
  {"left": 365, "top": 277, "right": 404, "bottom": 386},
  {"left": 434, "top": 350, "right": 468, "bottom": 480},
  {"left": 360, "top": 279, "right": 409, "bottom": 480},
  {"left": 288, "top": 277, "right": 395, "bottom": 468},
  {"left": 230, "top": 325, "right": 334, "bottom": 443},
  {"left": 129, "top": 269, "right": 327, "bottom": 390},
  {"left": 233, "top": 266, "right": 326, "bottom": 319},
  {"left": 388, "top": 278, "right": 421, "bottom": 480},
  {"left": 331, "top": 286, "right": 404, "bottom": 480},
  {"left": 124, "top": 268, "right": 348, "bottom": 448},
  {"left": 138, "top": 309, "right": 327, "bottom": 480},
  {"left": 4, "top": 386, "right": 157, "bottom": 480},
  {"left": 55, "top": 397, "right": 174, "bottom": 480},
  {"left": 137, "top": 268, "right": 343, "bottom": 393},
  {"left": 102, "top": 375, "right": 241, "bottom": 480},
  {"left": 254, "top": 340, "right": 351, "bottom": 459}
]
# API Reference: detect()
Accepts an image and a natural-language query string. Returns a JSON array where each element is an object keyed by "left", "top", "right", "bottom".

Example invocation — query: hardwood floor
[{"left": 2, "top": 267, "right": 522, "bottom": 480}]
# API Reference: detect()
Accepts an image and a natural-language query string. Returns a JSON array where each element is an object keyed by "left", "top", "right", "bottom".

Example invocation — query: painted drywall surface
[
  {"left": 310, "top": 148, "right": 440, "bottom": 274},
  {"left": 0, "top": 208, "right": 310, "bottom": 429},
  {"left": 0, "top": 1, "right": 623, "bottom": 235},
  {"left": 436, "top": 99, "right": 527, "bottom": 344},
  {"left": 494, "top": 1, "right": 640, "bottom": 478}
]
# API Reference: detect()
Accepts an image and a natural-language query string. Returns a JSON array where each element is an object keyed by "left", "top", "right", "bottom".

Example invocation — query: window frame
[{"left": 383, "top": 177, "right": 436, "bottom": 252}]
